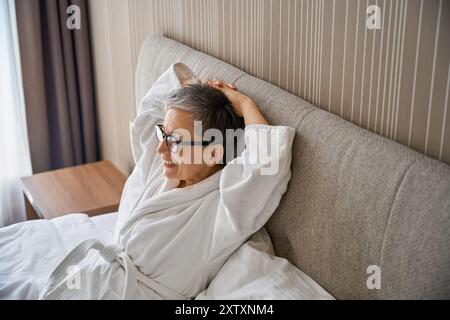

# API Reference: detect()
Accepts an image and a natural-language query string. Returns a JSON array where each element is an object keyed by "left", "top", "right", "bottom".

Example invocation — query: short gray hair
[{"left": 165, "top": 81, "right": 245, "bottom": 164}]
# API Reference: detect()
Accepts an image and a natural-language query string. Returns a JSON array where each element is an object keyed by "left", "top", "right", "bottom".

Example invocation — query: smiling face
[
  {"left": 157, "top": 82, "right": 246, "bottom": 188},
  {"left": 156, "top": 108, "right": 223, "bottom": 188}
]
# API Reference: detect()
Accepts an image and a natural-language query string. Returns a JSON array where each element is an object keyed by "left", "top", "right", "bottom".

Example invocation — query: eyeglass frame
[{"left": 155, "top": 124, "right": 213, "bottom": 153}]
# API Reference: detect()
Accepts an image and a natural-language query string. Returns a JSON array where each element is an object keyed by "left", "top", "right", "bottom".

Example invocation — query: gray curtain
[{"left": 15, "top": 0, "right": 98, "bottom": 173}]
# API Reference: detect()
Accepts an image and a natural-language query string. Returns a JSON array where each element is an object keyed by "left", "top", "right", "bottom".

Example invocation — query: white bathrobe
[{"left": 39, "top": 62, "right": 296, "bottom": 300}]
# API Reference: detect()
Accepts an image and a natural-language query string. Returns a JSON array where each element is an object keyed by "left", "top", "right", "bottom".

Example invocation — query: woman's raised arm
[
  {"left": 131, "top": 62, "right": 194, "bottom": 164},
  {"left": 208, "top": 80, "right": 268, "bottom": 126}
]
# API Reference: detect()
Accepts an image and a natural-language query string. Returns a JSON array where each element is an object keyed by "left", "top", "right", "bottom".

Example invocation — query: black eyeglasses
[{"left": 155, "top": 124, "right": 212, "bottom": 153}]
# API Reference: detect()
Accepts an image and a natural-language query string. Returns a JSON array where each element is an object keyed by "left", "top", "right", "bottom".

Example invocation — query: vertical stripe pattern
[{"left": 88, "top": 0, "right": 450, "bottom": 172}]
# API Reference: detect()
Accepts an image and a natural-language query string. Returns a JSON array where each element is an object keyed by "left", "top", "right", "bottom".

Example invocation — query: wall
[{"left": 88, "top": 0, "right": 450, "bottom": 174}]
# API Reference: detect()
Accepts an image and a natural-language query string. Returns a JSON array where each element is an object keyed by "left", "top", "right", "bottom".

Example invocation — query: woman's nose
[{"left": 156, "top": 140, "right": 169, "bottom": 154}]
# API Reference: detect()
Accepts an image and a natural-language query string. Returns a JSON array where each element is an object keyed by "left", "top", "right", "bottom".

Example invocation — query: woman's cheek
[
  {"left": 175, "top": 146, "right": 193, "bottom": 165},
  {"left": 172, "top": 148, "right": 183, "bottom": 165}
]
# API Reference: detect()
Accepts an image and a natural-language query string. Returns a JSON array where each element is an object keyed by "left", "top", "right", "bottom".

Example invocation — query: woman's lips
[{"left": 163, "top": 161, "right": 176, "bottom": 168}]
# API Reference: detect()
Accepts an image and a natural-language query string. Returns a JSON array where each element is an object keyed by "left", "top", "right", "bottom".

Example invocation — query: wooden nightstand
[{"left": 21, "top": 160, "right": 127, "bottom": 220}]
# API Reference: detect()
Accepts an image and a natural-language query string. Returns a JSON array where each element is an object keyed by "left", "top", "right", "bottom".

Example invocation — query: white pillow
[{"left": 196, "top": 228, "right": 335, "bottom": 300}]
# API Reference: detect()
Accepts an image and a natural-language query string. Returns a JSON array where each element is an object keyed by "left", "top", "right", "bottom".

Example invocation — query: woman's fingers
[
  {"left": 228, "top": 83, "right": 237, "bottom": 90},
  {"left": 216, "top": 80, "right": 237, "bottom": 90},
  {"left": 208, "top": 80, "right": 221, "bottom": 87},
  {"left": 208, "top": 79, "right": 238, "bottom": 91}
]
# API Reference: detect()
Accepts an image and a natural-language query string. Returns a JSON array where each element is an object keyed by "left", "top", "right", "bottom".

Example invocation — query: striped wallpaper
[{"left": 88, "top": 0, "right": 450, "bottom": 174}]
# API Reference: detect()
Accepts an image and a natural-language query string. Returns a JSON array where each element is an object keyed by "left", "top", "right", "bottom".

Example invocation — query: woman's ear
[{"left": 204, "top": 144, "right": 224, "bottom": 167}]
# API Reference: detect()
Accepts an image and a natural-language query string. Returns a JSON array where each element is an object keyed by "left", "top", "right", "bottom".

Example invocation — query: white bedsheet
[
  {"left": 0, "top": 213, "right": 117, "bottom": 299},
  {"left": 1, "top": 213, "right": 333, "bottom": 301},
  {"left": 196, "top": 228, "right": 334, "bottom": 300}
]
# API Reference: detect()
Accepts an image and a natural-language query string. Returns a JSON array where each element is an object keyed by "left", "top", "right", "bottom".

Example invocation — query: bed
[
  {"left": 0, "top": 210, "right": 333, "bottom": 300},
  {"left": 1, "top": 35, "right": 449, "bottom": 300},
  {"left": 0, "top": 213, "right": 117, "bottom": 299}
]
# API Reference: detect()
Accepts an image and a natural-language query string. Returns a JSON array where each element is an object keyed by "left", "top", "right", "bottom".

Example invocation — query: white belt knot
[{"left": 99, "top": 244, "right": 124, "bottom": 263}]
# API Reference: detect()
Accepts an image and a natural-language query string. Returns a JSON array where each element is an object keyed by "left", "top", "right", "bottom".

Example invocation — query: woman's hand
[
  {"left": 208, "top": 79, "right": 268, "bottom": 126},
  {"left": 182, "top": 77, "right": 252, "bottom": 116},
  {"left": 207, "top": 79, "right": 254, "bottom": 117}
]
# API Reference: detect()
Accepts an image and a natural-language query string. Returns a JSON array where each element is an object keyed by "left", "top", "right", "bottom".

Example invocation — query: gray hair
[{"left": 165, "top": 81, "right": 245, "bottom": 165}]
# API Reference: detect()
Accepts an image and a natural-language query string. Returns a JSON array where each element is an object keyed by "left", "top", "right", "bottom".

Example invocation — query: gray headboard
[{"left": 135, "top": 35, "right": 450, "bottom": 299}]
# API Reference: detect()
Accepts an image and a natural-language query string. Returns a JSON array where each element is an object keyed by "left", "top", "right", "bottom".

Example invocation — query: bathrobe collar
[{"left": 118, "top": 169, "right": 223, "bottom": 237}]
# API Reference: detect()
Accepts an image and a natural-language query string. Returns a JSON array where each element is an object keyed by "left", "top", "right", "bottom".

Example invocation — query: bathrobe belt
[{"left": 39, "top": 239, "right": 188, "bottom": 300}]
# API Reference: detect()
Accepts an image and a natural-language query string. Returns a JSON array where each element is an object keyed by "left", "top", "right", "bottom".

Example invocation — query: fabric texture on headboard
[{"left": 135, "top": 35, "right": 450, "bottom": 299}]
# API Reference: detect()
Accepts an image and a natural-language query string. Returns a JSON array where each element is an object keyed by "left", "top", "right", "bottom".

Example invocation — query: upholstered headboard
[{"left": 135, "top": 35, "right": 450, "bottom": 299}]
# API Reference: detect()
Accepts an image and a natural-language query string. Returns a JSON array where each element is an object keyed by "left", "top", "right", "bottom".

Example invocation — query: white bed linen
[
  {"left": 196, "top": 228, "right": 335, "bottom": 300},
  {"left": 0, "top": 212, "right": 117, "bottom": 299}
]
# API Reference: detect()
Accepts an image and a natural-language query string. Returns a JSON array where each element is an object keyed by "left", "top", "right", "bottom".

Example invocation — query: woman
[{"left": 38, "top": 62, "right": 296, "bottom": 299}]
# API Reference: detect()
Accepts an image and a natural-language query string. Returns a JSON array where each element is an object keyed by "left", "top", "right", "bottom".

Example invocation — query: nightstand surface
[{"left": 21, "top": 160, "right": 126, "bottom": 219}]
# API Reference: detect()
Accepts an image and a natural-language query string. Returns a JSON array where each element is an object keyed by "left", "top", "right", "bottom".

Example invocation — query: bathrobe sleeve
[
  {"left": 131, "top": 62, "right": 195, "bottom": 166},
  {"left": 217, "top": 124, "right": 296, "bottom": 234}
]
